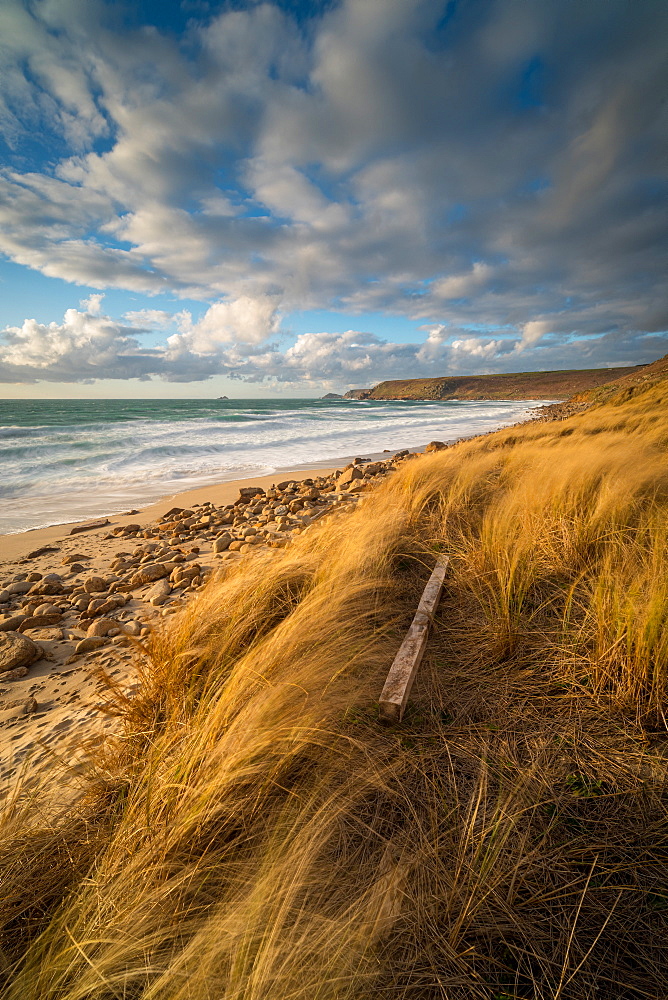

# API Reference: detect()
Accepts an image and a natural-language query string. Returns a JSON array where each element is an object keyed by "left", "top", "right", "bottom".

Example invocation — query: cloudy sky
[{"left": 0, "top": 0, "right": 666, "bottom": 397}]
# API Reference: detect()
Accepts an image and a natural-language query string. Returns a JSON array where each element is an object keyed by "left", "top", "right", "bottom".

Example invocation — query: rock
[
  {"left": 0, "top": 632, "right": 42, "bottom": 673},
  {"left": 425, "top": 440, "right": 447, "bottom": 452},
  {"left": 346, "top": 482, "right": 366, "bottom": 494},
  {"left": 27, "top": 572, "right": 43, "bottom": 582},
  {"left": 61, "top": 553, "right": 91, "bottom": 565},
  {"left": 33, "top": 603, "right": 60, "bottom": 617},
  {"left": 394, "top": 449, "right": 409, "bottom": 458},
  {"left": 21, "top": 615, "right": 61, "bottom": 629},
  {"left": 25, "top": 545, "right": 60, "bottom": 559},
  {"left": 23, "top": 627, "right": 63, "bottom": 641},
  {"left": 120, "top": 523, "right": 142, "bottom": 535},
  {"left": 162, "top": 507, "right": 185, "bottom": 519},
  {"left": 0, "top": 591, "right": 9, "bottom": 604},
  {"left": 0, "top": 697, "right": 37, "bottom": 722},
  {"left": 276, "top": 480, "right": 297, "bottom": 490},
  {"left": 0, "top": 615, "right": 29, "bottom": 632},
  {"left": 148, "top": 579, "right": 171, "bottom": 606},
  {"left": 130, "top": 563, "right": 171, "bottom": 586},
  {"left": 1, "top": 666, "right": 29, "bottom": 680},
  {"left": 239, "top": 486, "right": 265, "bottom": 498},
  {"left": 121, "top": 621, "right": 141, "bottom": 636},
  {"left": 69, "top": 518, "right": 110, "bottom": 535},
  {"left": 6, "top": 581, "right": 32, "bottom": 595},
  {"left": 228, "top": 540, "right": 244, "bottom": 552},
  {"left": 86, "top": 618, "right": 119, "bottom": 638},
  {"left": 337, "top": 466, "right": 364, "bottom": 488},
  {"left": 75, "top": 637, "right": 107, "bottom": 654},
  {"left": 212, "top": 533, "right": 232, "bottom": 553},
  {"left": 83, "top": 576, "right": 107, "bottom": 594}
]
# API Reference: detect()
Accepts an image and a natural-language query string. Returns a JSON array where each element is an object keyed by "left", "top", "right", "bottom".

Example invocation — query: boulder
[
  {"left": 1, "top": 666, "right": 29, "bottom": 680},
  {"left": 0, "top": 615, "right": 29, "bottom": 632},
  {"left": 84, "top": 576, "right": 107, "bottom": 594},
  {"left": 148, "top": 578, "right": 171, "bottom": 606},
  {"left": 129, "top": 563, "right": 171, "bottom": 586},
  {"left": 0, "top": 632, "right": 42, "bottom": 673},
  {"left": 337, "top": 466, "right": 364, "bottom": 488},
  {"left": 28, "top": 579, "right": 65, "bottom": 596},
  {"left": 86, "top": 618, "right": 120, "bottom": 638},
  {"left": 213, "top": 532, "right": 232, "bottom": 553},
  {"left": 69, "top": 518, "right": 110, "bottom": 535},
  {"left": 5, "top": 581, "right": 32, "bottom": 595},
  {"left": 33, "top": 603, "right": 60, "bottom": 617},
  {"left": 21, "top": 614, "right": 61, "bottom": 629},
  {"left": 425, "top": 440, "right": 447, "bottom": 452},
  {"left": 75, "top": 636, "right": 107, "bottom": 654},
  {"left": 61, "top": 553, "right": 91, "bottom": 565}
]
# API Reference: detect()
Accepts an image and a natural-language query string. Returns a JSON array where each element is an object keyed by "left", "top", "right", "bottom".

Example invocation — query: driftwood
[{"left": 379, "top": 554, "right": 449, "bottom": 722}]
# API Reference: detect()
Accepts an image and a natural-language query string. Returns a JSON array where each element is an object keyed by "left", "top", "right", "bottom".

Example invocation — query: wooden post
[{"left": 379, "top": 554, "right": 449, "bottom": 723}]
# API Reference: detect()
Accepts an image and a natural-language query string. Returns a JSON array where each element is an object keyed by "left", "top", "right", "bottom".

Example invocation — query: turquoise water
[{"left": 0, "top": 397, "right": 549, "bottom": 534}]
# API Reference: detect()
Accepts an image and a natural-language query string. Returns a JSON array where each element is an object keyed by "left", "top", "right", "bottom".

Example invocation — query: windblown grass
[{"left": 1, "top": 377, "right": 668, "bottom": 998}]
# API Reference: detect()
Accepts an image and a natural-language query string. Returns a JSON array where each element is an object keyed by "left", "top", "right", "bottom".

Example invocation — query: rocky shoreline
[{"left": 0, "top": 448, "right": 441, "bottom": 790}]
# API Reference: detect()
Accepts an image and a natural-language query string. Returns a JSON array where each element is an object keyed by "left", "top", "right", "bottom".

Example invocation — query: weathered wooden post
[{"left": 379, "top": 554, "right": 449, "bottom": 722}]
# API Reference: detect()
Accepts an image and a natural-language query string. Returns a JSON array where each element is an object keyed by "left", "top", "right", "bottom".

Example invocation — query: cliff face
[{"left": 367, "top": 365, "right": 645, "bottom": 401}]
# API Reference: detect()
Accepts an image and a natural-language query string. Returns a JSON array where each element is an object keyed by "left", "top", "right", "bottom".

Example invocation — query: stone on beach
[
  {"left": 76, "top": 636, "right": 107, "bottom": 653},
  {"left": 0, "top": 631, "right": 42, "bottom": 673},
  {"left": 130, "top": 563, "right": 171, "bottom": 586},
  {"left": 83, "top": 575, "right": 108, "bottom": 594},
  {"left": 69, "top": 518, "right": 110, "bottom": 534},
  {"left": 212, "top": 533, "right": 232, "bottom": 553},
  {"left": 148, "top": 579, "right": 171, "bottom": 606},
  {"left": 0, "top": 614, "right": 29, "bottom": 632},
  {"left": 86, "top": 618, "right": 120, "bottom": 638}
]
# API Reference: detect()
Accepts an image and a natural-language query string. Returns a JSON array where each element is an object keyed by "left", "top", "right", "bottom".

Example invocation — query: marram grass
[{"left": 2, "top": 377, "right": 668, "bottom": 998}]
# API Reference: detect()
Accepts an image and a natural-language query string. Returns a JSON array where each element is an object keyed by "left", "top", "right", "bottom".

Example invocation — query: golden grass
[{"left": 2, "top": 378, "right": 668, "bottom": 998}]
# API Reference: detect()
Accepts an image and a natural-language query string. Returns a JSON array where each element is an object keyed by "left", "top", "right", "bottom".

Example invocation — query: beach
[{"left": 0, "top": 452, "right": 399, "bottom": 798}]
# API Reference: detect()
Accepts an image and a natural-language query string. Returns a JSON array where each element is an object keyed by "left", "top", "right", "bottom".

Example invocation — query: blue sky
[{"left": 0, "top": 0, "right": 666, "bottom": 397}]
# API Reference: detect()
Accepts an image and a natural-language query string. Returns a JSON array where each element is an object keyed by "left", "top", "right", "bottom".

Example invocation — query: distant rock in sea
[
  {"left": 217, "top": 396, "right": 229, "bottom": 400},
  {"left": 321, "top": 392, "right": 343, "bottom": 399}
]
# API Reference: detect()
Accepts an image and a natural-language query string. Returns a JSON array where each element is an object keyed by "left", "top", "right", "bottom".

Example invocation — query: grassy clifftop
[
  {"left": 2, "top": 364, "right": 668, "bottom": 998},
  {"left": 368, "top": 363, "right": 645, "bottom": 400}
]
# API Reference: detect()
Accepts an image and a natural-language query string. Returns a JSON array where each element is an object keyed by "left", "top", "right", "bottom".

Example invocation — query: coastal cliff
[{"left": 366, "top": 364, "right": 645, "bottom": 400}]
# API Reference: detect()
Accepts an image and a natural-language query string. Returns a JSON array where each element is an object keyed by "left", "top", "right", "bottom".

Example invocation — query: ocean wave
[{"left": 0, "top": 398, "right": 548, "bottom": 533}]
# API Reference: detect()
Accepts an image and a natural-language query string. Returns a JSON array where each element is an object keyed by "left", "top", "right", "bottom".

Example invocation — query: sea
[{"left": 0, "top": 397, "right": 552, "bottom": 535}]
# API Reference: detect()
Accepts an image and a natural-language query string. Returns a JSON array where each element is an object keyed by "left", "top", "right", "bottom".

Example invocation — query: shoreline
[
  {"left": 0, "top": 463, "right": 343, "bottom": 564},
  {"left": 0, "top": 398, "right": 553, "bottom": 545}
]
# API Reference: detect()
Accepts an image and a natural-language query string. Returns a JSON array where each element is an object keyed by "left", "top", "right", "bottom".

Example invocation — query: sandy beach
[{"left": 0, "top": 455, "right": 396, "bottom": 801}]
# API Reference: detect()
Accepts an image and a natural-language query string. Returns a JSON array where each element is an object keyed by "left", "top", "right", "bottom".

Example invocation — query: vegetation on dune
[
  {"left": 2, "top": 373, "right": 668, "bottom": 998},
  {"left": 366, "top": 364, "right": 645, "bottom": 400}
]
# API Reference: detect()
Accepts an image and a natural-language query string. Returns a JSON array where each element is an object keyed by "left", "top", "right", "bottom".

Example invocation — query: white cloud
[
  {"left": 0, "top": 298, "right": 666, "bottom": 387},
  {"left": 0, "top": 0, "right": 665, "bottom": 377}
]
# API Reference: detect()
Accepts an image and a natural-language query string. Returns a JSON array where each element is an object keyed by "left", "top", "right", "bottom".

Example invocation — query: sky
[{"left": 0, "top": 0, "right": 666, "bottom": 398}]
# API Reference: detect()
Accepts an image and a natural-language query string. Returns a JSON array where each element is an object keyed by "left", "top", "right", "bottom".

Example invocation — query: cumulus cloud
[
  {"left": 1, "top": 299, "right": 665, "bottom": 388},
  {"left": 0, "top": 0, "right": 666, "bottom": 380}
]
